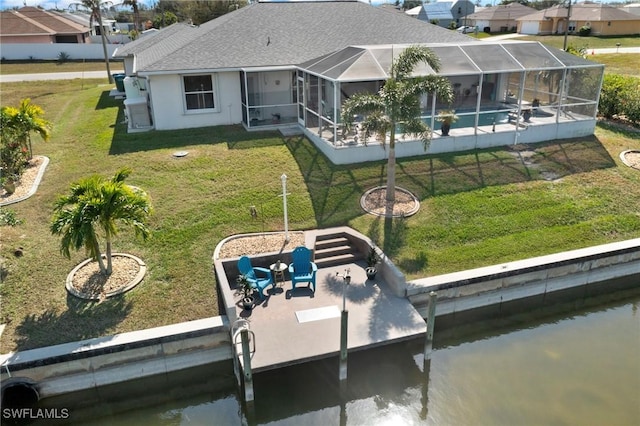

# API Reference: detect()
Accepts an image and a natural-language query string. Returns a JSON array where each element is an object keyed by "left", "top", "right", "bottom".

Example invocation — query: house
[
  {"left": 416, "top": 0, "right": 475, "bottom": 29},
  {"left": 465, "top": 3, "right": 537, "bottom": 33},
  {"left": 113, "top": 0, "right": 603, "bottom": 165},
  {"left": 620, "top": 3, "right": 640, "bottom": 17},
  {"left": 0, "top": 7, "right": 90, "bottom": 44},
  {"left": 517, "top": 3, "right": 640, "bottom": 36}
]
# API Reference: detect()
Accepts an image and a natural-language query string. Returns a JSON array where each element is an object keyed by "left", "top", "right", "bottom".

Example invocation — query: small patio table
[{"left": 270, "top": 262, "right": 287, "bottom": 286}]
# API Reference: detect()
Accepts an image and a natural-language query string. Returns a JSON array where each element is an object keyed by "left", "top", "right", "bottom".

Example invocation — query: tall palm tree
[
  {"left": 51, "top": 168, "right": 152, "bottom": 276},
  {"left": 341, "top": 45, "right": 454, "bottom": 213},
  {"left": 122, "top": 0, "right": 141, "bottom": 31},
  {"left": 2, "top": 98, "right": 51, "bottom": 160},
  {"left": 76, "top": 0, "right": 114, "bottom": 83}
]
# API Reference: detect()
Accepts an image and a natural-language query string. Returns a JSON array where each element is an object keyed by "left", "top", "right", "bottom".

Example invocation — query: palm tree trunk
[
  {"left": 93, "top": 238, "right": 107, "bottom": 275},
  {"left": 96, "top": 12, "right": 113, "bottom": 84},
  {"left": 27, "top": 136, "right": 33, "bottom": 160},
  {"left": 385, "top": 131, "right": 396, "bottom": 217},
  {"left": 105, "top": 238, "right": 113, "bottom": 275}
]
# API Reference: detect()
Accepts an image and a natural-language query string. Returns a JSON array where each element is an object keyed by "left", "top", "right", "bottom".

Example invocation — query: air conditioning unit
[{"left": 124, "top": 98, "right": 152, "bottom": 132}]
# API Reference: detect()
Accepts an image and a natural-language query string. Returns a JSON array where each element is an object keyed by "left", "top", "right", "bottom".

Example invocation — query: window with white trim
[{"left": 183, "top": 74, "right": 215, "bottom": 111}]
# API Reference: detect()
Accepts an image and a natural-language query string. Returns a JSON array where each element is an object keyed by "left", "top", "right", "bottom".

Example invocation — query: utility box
[
  {"left": 124, "top": 97, "right": 152, "bottom": 132},
  {"left": 123, "top": 76, "right": 145, "bottom": 100}
]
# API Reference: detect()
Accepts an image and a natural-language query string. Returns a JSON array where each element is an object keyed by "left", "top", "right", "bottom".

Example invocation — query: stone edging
[
  {"left": 65, "top": 253, "right": 147, "bottom": 300},
  {"left": 619, "top": 150, "right": 640, "bottom": 170},
  {"left": 360, "top": 186, "right": 420, "bottom": 218},
  {"left": 212, "top": 230, "right": 305, "bottom": 261},
  {"left": 0, "top": 156, "right": 49, "bottom": 206}
]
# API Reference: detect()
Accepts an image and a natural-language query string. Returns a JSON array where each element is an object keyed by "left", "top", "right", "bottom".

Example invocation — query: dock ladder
[{"left": 231, "top": 318, "right": 255, "bottom": 402}]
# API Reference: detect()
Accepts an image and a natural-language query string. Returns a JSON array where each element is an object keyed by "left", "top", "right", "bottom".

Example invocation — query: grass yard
[
  {"left": 517, "top": 34, "right": 640, "bottom": 50},
  {"left": 1, "top": 74, "right": 639, "bottom": 352},
  {"left": 588, "top": 53, "right": 640, "bottom": 77}
]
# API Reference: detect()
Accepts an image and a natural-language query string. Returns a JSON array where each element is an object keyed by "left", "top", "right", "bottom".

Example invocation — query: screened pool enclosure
[{"left": 240, "top": 41, "right": 604, "bottom": 164}]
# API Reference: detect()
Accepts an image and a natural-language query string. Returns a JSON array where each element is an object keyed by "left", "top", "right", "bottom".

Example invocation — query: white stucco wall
[
  {"left": 304, "top": 120, "right": 596, "bottom": 165},
  {"left": 0, "top": 43, "right": 119, "bottom": 60},
  {"left": 146, "top": 71, "right": 242, "bottom": 131}
]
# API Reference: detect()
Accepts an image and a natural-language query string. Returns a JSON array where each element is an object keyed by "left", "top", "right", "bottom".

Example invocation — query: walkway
[
  {"left": 483, "top": 33, "right": 640, "bottom": 54},
  {"left": 0, "top": 69, "right": 122, "bottom": 83},
  {"left": 233, "top": 257, "right": 426, "bottom": 373}
]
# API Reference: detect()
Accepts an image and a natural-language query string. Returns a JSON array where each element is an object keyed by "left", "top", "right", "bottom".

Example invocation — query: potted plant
[
  {"left": 436, "top": 109, "right": 458, "bottom": 136},
  {"left": 365, "top": 246, "right": 380, "bottom": 280},
  {"left": 236, "top": 274, "right": 255, "bottom": 310}
]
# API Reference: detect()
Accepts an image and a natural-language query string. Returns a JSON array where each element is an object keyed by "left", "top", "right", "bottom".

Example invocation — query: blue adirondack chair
[
  {"left": 237, "top": 256, "right": 273, "bottom": 300},
  {"left": 288, "top": 246, "right": 317, "bottom": 292}
]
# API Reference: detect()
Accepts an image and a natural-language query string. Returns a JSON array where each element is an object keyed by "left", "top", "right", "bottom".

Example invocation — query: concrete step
[
  {"left": 315, "top": 244, "right": 354, "bottom": 260},
  {"left": 315, "top": 236, "right": 350, "bottom": 251},
  {"left": 313, "top": 232, "right": 364, "bottom": 268},
  {"left": 314, "top": 252, "right": 363, "bottom": 268}
]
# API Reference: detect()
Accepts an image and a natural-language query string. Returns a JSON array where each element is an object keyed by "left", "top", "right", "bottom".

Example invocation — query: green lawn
[
  {"left": 588, "top": 53, "right": 640, "bottom": 77},
  {"left": 510, "top": 34, "right": 640, "bottom": 50},
  {"left": 0, "top": 71, "right": 639, "bottom": 353}
]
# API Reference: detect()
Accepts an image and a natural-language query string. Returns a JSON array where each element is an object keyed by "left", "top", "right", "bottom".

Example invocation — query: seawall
[{"left": 2, "top": 236, "right": 639, "bottom": 402}]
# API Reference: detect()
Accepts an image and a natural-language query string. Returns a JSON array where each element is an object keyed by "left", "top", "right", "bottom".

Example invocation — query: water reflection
[{"left": 33, "top": 290, "right": 640, "bottom": 426}]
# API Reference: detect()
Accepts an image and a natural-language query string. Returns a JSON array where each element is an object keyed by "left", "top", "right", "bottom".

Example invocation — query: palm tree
[
  {"left": 2, "top": 98, "right": 51, "bottom": 160},
  {"left": 75, "top": 0, "right": 114, "bottom": 83},
  {"left": 51, "top": 168, "right": 152, "bottom": 276},
  {"left": 122, "top": 0, "right": 141, "bottom": 31},
  {"left": 341, "top": 45, "right": 454, "bottom": 213}
]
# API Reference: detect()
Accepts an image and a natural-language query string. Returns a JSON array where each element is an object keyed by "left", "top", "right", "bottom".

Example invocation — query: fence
[{"left": 0, "top": 43, "right": 123, "bottom": 61}]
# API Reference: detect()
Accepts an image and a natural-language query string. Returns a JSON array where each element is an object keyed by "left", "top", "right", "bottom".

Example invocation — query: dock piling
[
  {"left": 423, "top": 291, "right": 437, "bottom": 361},
  {"left": 339, "top": 310, "right": 348, "bottom": 381}
]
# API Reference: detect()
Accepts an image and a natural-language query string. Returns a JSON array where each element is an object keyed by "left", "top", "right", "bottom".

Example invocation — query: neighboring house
[
  {"left": 113, "top": 0, "right": 603, "bottom": 165},
  {"left": 54, "top": 11, "right": 119, "bottom": 38},
  {"left": 405, "top": 5, "right": 422, "bottom": 18},
  {"left": 416, "top": 0, "right": 475, "bottom": 28},
  {"left": 465, "top": 3, "right": 536, "bottom": 33},
  {"left": 517, "top": 3, "right": 640, "bottom": 36},
  {"left": 0, "top": 7, "right": 90, "bottom": 44},
  {"left": 620, "top": 3, "right": 640, "bottom": 17}
]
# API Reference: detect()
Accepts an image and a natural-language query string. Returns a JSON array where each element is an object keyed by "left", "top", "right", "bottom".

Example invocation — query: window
[{"left": 183, "top": 75, "right": 215, "bottom": 111}]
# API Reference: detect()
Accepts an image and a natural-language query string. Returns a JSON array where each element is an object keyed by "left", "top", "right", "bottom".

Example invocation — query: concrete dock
[{"left": 234, "top": 259, "right": 426, "bottom": 372}]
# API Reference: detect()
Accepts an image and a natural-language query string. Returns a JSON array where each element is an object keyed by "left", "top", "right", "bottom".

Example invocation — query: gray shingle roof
[
  {"left": 466, "top": 3, "right": 536, "bottom": 21},
  {"left": 115, "top": 1, "right": 474, "bottom": 73},
  {"left": 517, "top": 3, "right": 640, "bottom": 22}
]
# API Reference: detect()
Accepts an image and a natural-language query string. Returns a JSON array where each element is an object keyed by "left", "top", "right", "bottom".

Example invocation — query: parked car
[{"left": 457, "top": 26, "right": 475, "bottom": 34}]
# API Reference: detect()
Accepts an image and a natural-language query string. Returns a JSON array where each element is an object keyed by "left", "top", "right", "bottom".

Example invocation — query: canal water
[{"left": 35, "top": 290, "right": 640, "bottom": 426}]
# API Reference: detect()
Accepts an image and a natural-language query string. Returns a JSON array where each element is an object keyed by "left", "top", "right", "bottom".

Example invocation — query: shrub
[
  {"left": 565, "top": 44, "right": 588, "bottom": 58},
  {"left": 0, "top": 208, "right": 23, "bottom": 227},
  {"left": 599, "top": 74, "right": 640, "bottom": 125},
  {"left": 57, "top": 51, "right": 71, "bottom": 63},
  {"left": 0, "top": 108, "right": 28, "bottom": 184},
  {"left": 578, "top": 26, "right": 591, "bottom": 36}
]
